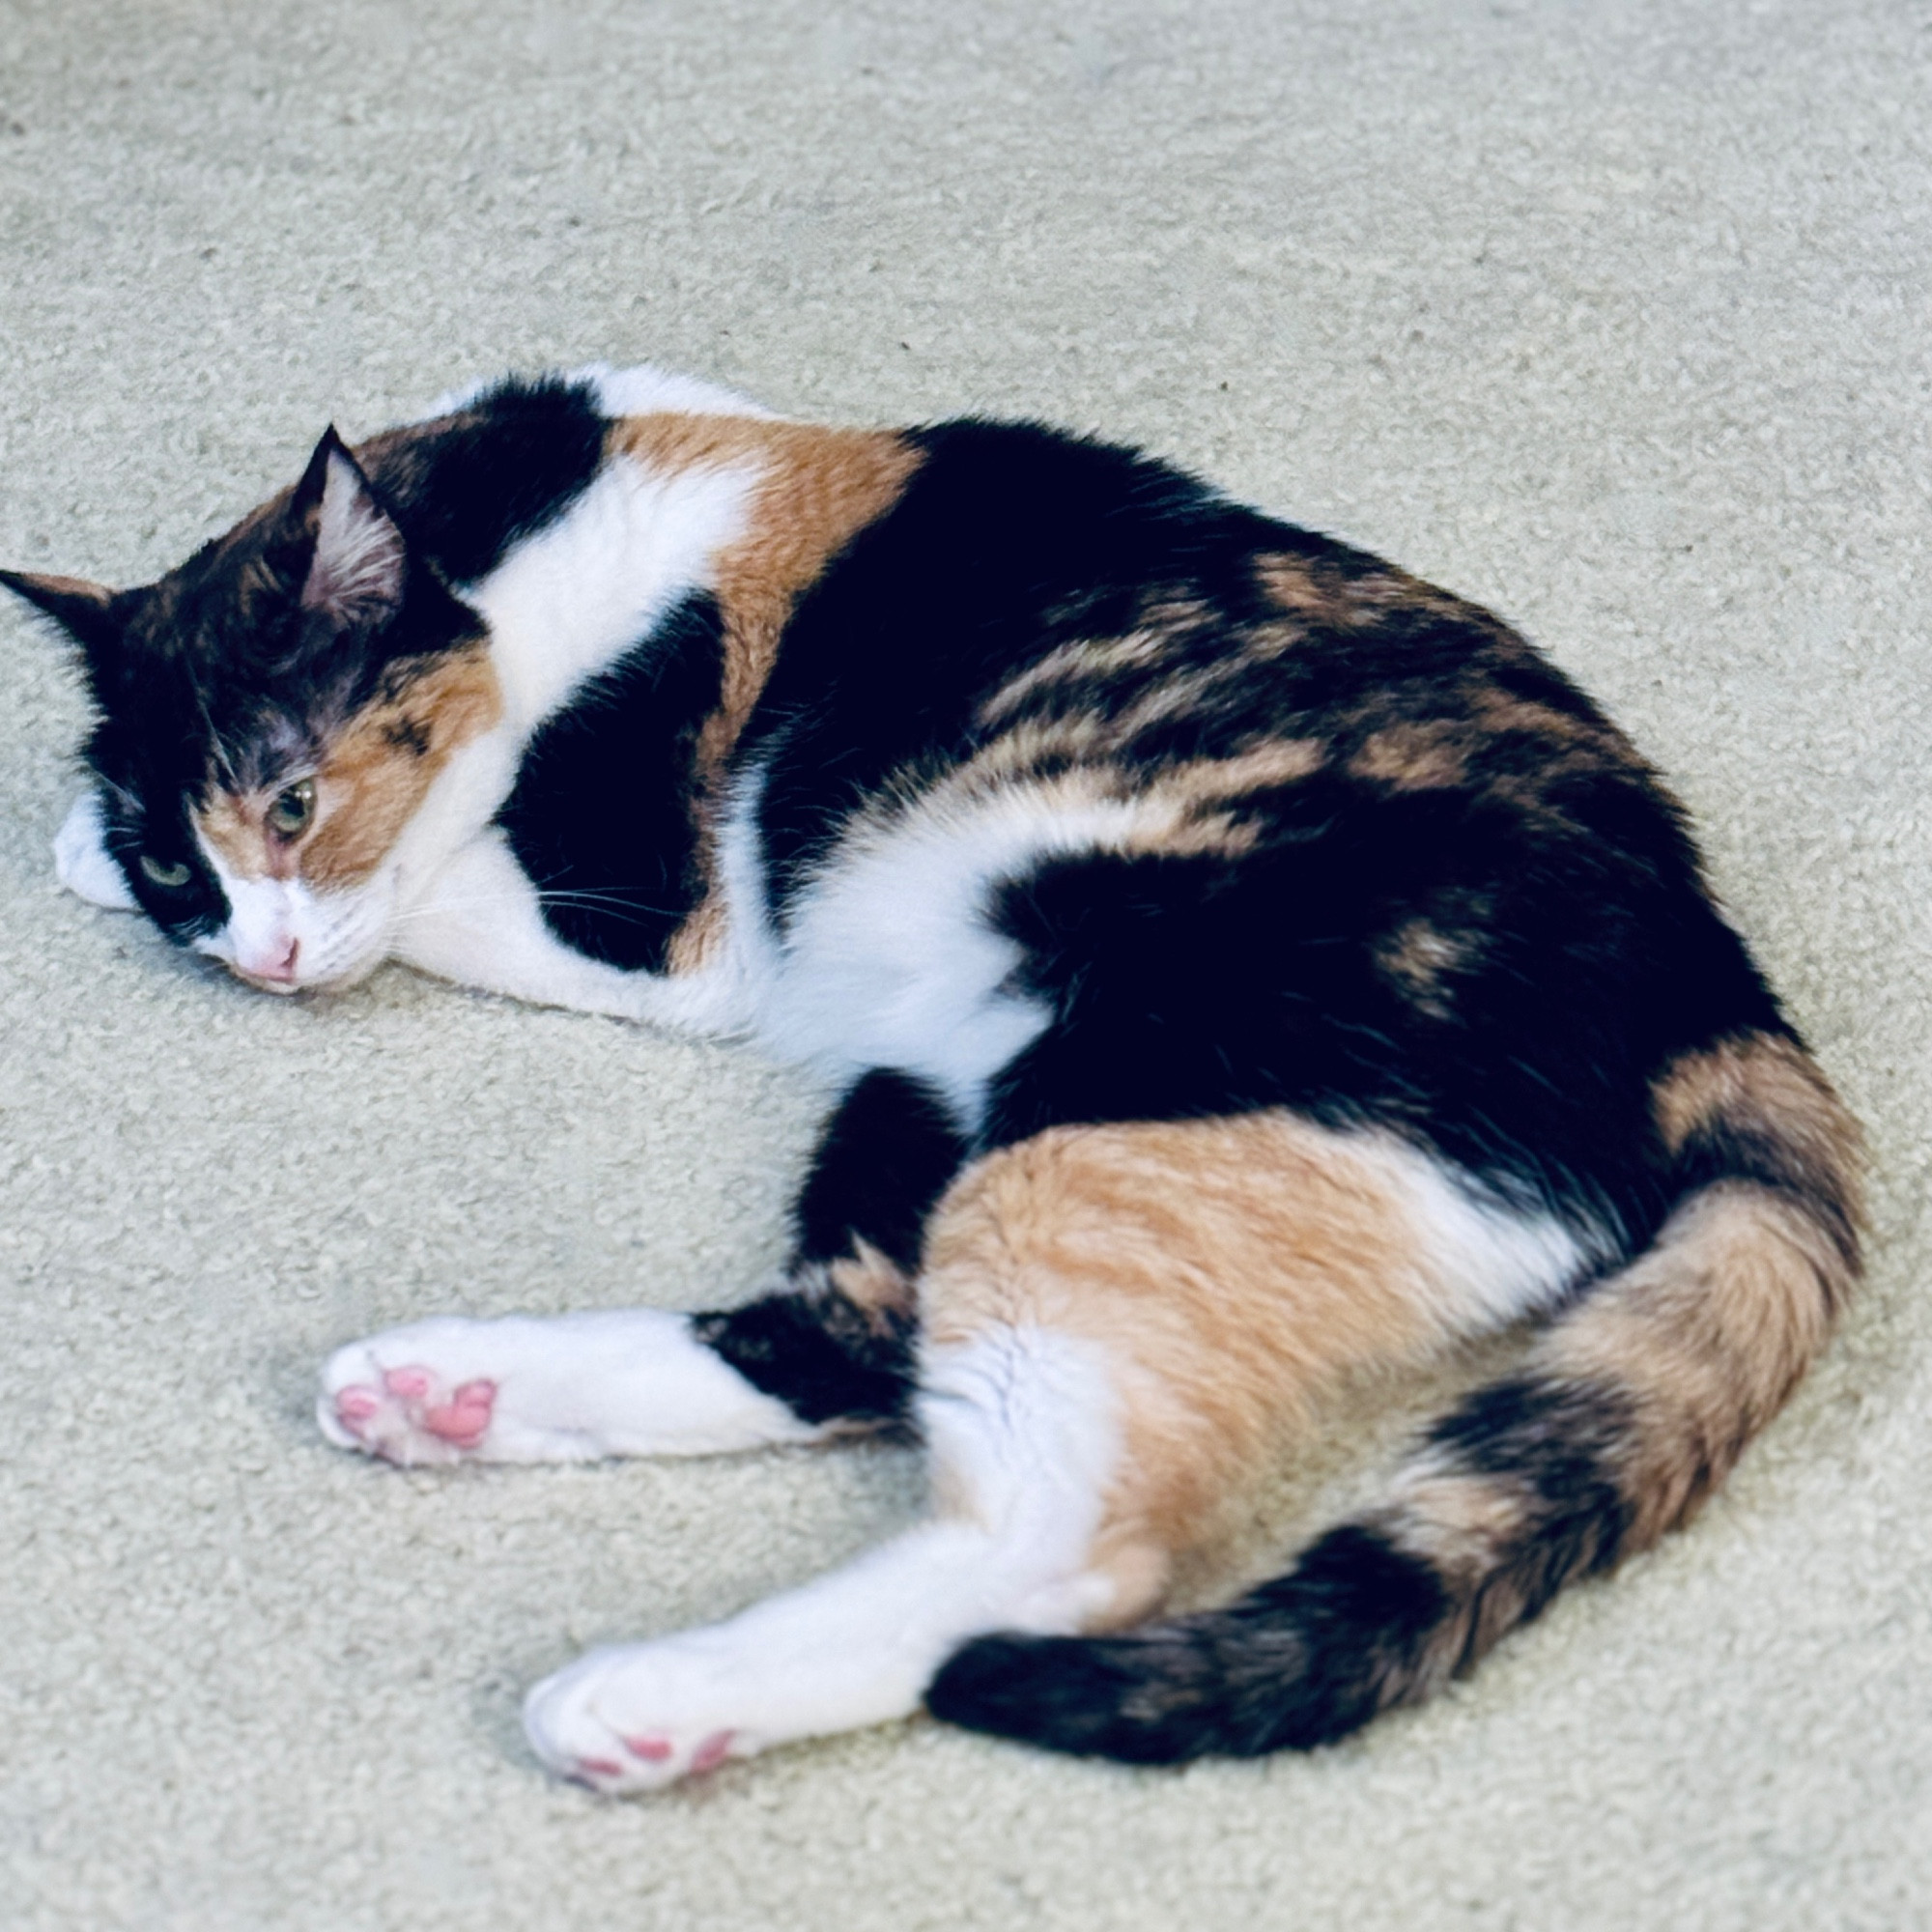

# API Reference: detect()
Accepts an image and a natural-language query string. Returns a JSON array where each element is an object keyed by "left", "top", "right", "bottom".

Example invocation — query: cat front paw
[
  {"left": 320, "top": 1348, "right": 497, "bottom": 1465},
  {"left": 53, "top": 789, "right": 137, "bottom": 911},
  {"left": 522, "top": 1641, "right": 753, "bottom": 1795},
  {"left": 318, "top": 1317, "right": 534, "bottom": 1465}
]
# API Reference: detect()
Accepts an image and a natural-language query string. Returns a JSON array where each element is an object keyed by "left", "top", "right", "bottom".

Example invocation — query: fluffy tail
[{"left": 925, "top": 1033, "right": 1863, "bottom": 1762}]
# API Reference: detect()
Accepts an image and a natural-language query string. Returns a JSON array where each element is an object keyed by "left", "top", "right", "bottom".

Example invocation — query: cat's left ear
[
  {"left": 291, "top": 427, "right": 408, "bottom": 630},
  {"left": 0, "top": 569, "right": 125, "bottom": 666}
]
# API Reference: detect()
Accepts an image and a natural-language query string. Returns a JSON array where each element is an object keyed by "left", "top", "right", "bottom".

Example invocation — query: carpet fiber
[{"left": 2, "top": 4, "right": 1927, "bottom": 1926}]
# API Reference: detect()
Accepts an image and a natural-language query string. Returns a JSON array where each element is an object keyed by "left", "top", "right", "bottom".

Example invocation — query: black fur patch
[
  {"left": 1671, "top": 1103, "right": 1861, "bottom": 1269},
  {"left": 926, "top": 1525, "right": 1450, "bottom": 1761},
  {"left": 691, "top": 1291, "right": 915, "bottom": 1430},
  {"left": 362, "top": 374, "right": 610, "bottom": 584},
  {"left": 94, "top": 783, "right": 230, "bottom": 942},
  {"left": 497, "top": 594, "right": 725, "bottom": 973},
  {"left": 1428, "top": 1376, "right": 1639, "bottom": 1606},
  {"left": 742, "top": 419, "right": 1292, "bottom": 919},
  {"left": 791, "top": 1070, "right": 968, "bottom": 1273}
]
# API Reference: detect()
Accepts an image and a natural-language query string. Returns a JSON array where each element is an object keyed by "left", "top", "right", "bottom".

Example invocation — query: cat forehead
[{"left": 128, "top": 508, "right": 305, "bottom": 645}]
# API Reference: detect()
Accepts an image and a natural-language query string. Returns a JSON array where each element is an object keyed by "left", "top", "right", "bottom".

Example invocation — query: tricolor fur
[{"left": 4, "top": 366, "right": 1863, "bottom": 1788}]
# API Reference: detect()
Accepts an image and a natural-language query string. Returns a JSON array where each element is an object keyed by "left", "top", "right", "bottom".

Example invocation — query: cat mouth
[
  {"left": 227, "top": 948, "right": 386, "bottom": 997},
  {"left": 229, "top": 963, "right": 304, "bottom": 996}
]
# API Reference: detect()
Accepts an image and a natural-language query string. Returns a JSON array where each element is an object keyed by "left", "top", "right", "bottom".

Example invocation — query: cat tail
[{"left": 924, "top": 1032, "right": 1863, "bottom": 1763}]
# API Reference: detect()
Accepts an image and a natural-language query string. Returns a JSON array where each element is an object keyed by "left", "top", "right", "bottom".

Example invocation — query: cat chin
[
  {"left": 193, "top": 904, "right": 394, "bottom": 998},
  {"left": 227, "top": 966, "right": 304, "bottom": 997}
]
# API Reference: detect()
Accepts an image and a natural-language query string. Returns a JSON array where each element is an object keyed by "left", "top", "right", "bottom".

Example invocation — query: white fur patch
[
  {"left": 388, "top": 827, "right": 698, "bottom": 1021},
  {"left": 1376, "top": 1136, "right": 1601, "bottom": 1330},
  {"left": 469, "top": 450, "right": 755, "bottom": 732},
  {"left": 734, "top": 772, "right": 1229, "bottom": 1127},
  {"left": 520, "top": 1326, "right": 1123, "bottom": 1791},
  {"left": 52, "top": 788, "right": 136, "bottom": 911},
  {"left": 189, "top": 838, "right": 318, "bottom": 989}
]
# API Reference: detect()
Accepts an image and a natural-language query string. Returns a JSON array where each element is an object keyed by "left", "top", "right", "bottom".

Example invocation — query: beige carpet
[{"left": 2, "top": 3, "right": 1927, "bottom": 1926}]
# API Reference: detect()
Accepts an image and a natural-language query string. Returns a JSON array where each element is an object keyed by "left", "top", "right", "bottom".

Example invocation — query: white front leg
[
  {"left": 54, "top": 788, "right": 137, "bottom": 910},
  {"left": 318, "top": 1310, "right": 823, "bottom": 1466},
  {"left": 389, "top": 829, "right": 666, "bottom": 1018}
]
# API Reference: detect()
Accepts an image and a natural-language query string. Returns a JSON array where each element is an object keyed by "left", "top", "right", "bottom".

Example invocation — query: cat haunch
[{"left": 5, "top": 362, "right": 1862, "bottom": 1790}]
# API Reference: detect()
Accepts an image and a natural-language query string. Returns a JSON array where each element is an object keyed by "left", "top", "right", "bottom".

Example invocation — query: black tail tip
[
  {"left": 928, "top": 1528, "right": 1459, "bottom": 1766},
  {"left": 926, "top": 1632, "right": 1209, "bottom": 1765}
]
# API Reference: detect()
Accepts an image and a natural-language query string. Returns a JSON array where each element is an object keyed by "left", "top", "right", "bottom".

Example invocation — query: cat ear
[
  {"left": 0, "top": 568, "right": 125, "bottom": 666},
  {"left": 292, "top": 427, "right": 408, "bottom": 629}
]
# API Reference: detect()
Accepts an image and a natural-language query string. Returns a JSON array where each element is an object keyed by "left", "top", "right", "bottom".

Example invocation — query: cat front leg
[
  {"left": 388, "top": 828, "right": 668, "bottom": 1020},
  {"left": 318, "top": 1309, "right": 828, "bottom": 1465},
  {"left": 53, "top": 787, "right": 137, "bottom": 911},
  {"left": 317, "top": 1280, "right": 925, "bottom": 1466},
  {"left": 319, "top": 1072, "right": 966, "bottom": 1465}
]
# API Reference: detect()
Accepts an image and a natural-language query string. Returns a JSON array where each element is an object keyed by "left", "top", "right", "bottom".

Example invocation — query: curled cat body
[{"left": 4, "top": 365, "right": 1862, "bottom": 1791}]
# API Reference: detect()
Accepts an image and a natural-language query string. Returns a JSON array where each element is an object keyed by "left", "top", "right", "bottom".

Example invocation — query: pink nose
[{"left": 245, "top": 937, "right": 300, "bottom": 983}]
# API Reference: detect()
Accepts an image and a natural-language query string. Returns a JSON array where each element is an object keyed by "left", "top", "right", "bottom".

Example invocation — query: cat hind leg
[
  {"left": 521, "top": 1320, "right": 1142, "bottom": 1792},
  {"left": 518, "top": 1109, "right": 1583, "bottom": 1788}
]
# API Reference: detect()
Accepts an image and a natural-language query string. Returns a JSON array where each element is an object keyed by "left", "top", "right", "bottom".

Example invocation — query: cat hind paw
[{"left": 522, "top": 1644, "right": 752, "bottom": 1795}]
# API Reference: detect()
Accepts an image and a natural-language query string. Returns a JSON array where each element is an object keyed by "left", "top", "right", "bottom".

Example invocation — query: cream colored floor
[{"left": 1, "top": 4, "right": 1927, "bottom": 1927}]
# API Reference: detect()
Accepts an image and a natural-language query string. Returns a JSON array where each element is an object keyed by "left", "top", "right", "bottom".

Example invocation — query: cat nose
[{"left": 245, "top": 937, "right": 300, "bottom": 984}]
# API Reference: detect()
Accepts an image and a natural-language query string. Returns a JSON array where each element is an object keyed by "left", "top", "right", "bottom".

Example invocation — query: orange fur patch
[
  {"left": 918, "top": 1115, "right": 1492, "bottom": 1617},
  {"left": 1539, "top": 1187, "right": 1847, "bottom": 1548},
  {"left": 1350, "top": 721, "right": 1473, "bottom": 791},
  {"left": 1652, "top": 1032, "right": 1865, "bottom": 1240},
  {"left": 939, "top": 700, "right": 1325, "bottom": 864},
  {"left": 824, "top": 1238, "right": 916, "bottom": 1321},
  {"left": 611, "top": 414, "right": 922, "bottom": 967},
  {"left": 1424, "top": 1031, "right": 1867, "bottom": 1563},
  {"left": 1256, "top": 554, "right": 1484, "bottom": 631},
  {"left": 611, "top": 415, "right": 920, "bottom": 774},
  {"left": 193, "top": 646, "right": 503, "bottom": 890},
  {"left": 1375, "top": 916, "right": 1471, "bottom": 1014},
  {"left": 1376, "top": 1030, "right": 1863, "bottom": 1640}
]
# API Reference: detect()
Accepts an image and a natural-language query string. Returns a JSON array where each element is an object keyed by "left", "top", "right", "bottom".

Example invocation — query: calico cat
[{"left": 4, "top": 364, "right": 1861, "bottom": 1791}]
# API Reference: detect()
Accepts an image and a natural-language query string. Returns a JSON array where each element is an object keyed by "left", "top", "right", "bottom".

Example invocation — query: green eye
[
  {"left": 139, "top": 854, "right": 192, "bottom": 890},
  {"left": 267, "top": 777, "right": 317, "bottom": 838}
]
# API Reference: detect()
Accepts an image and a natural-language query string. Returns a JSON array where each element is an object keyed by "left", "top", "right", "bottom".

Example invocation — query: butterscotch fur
[
  {"left": 194, "top": 645, "right": 502, "bottom": 888},
  {"left": 920, "top": 1114, "right": 1499, "bottom": 1621},
  {"left": 610, "top": 415, "right": 921, "bottom": 971}
]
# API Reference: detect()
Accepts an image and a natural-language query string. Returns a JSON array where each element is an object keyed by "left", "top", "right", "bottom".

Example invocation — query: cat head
[{"left": 5, "top": 429, "right": 501, "bottom": 992}]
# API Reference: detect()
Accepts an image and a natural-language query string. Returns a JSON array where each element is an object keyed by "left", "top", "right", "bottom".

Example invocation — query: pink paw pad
[
  {"left": 383, "top": 1367, "right": 433, "bottom": 1400},
  {"left": 621, "top": 1735, "right": 674, "bottom": 1763},
  {"left": 335, "top": 1385, "right": 382, "bottom": 1426},
  {"left": 573, "top": 1756, "right": 625, "bottom": 1782},
  {"left": 424, "top": 1379, "right": 497, "bottom": 1446},
  {"left": 690, "top": 1731, "right": 735, "bottom": 1776}
]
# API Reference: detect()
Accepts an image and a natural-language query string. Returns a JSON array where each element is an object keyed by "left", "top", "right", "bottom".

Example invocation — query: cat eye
[
  {"left": 139, "top": 854, "right": 193, "bottom": 890},
  {"left": 267, "top": 778, "right": 317, "bottom": 838}
]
